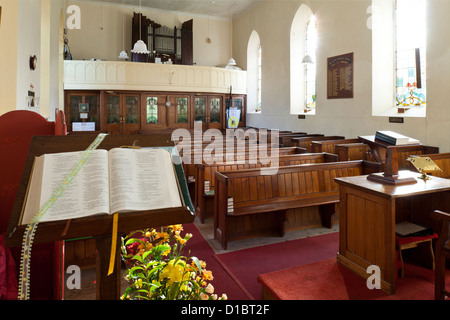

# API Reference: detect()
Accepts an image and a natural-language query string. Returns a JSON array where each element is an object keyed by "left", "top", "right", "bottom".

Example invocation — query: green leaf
[
  {"left": 168, "top": 282, "right": 181, "bottom": 300},
  {"left": 142, "top": 250, "right": 153, "bottom": 260},
  {"left": 125, "top": 238, "right": 143, "bottom": 246},
  {"left": 191, "top": 256, "right": 202, "bottom": 273}
]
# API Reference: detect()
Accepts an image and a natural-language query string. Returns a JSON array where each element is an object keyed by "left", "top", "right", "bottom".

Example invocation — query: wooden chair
[
  {"left": 0, "top": 110, "right": 66, "bottom": 299},
  {"left": 395, "top": 232, "right": 438, "bottom": 278},
  {"left": 431, "top": 210, "right": 450, "bottom": 300}
]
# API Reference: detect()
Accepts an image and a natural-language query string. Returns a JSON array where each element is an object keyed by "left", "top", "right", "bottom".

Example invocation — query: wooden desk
[
  {"left": 6, "top": 134, "right": 194, "bottom": 300},
  {"left": 335, "top": 170, "right": 450, "bottom": 294}
]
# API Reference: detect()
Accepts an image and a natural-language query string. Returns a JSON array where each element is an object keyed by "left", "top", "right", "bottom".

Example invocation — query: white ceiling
[{"left": 81, "top": 0, "right": 262, "bottom": 19}]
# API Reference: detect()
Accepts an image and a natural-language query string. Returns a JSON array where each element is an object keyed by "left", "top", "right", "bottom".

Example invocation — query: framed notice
[{"left": 327, "top": 52, "right": 353, "bottom": 99}]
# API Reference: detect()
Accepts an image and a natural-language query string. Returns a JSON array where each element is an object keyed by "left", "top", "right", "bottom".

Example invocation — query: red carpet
[
  {"left": 213, "top": 231, "right": 450, "bottom": 300},
  {"left": 182, "top": 223, "right": 249, "bottom": 300},
  {"left": 257, "top": 258, "right": 450, "bottom": 300},
  {"left": 214, "top": 232, "right": 340, "bottom": 299}
]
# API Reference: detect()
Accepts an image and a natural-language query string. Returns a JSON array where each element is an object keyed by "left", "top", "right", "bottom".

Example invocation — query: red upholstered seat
[
  {"left": 0, "top": 110, "right": 66, "bottom": 300},
  {"left": 396, "top": 233, "right": 438, "bottom": 246}
]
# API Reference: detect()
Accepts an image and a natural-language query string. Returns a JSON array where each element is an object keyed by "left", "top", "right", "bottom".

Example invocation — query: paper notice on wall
[{"left": 227, "top": 108, "right": 240, "bottom": 129}]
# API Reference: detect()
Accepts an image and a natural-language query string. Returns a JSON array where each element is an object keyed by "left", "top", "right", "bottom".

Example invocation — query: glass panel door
[
  {"left": 106, "top": 95, "right": 120, "bottom": 124},
  {"left": 177, "top": 97, "right": 189, "bottom": 123},
  {"left": 85, "top": 95, "right": 100, "bottom": 130},
  {"left": 194, "top": 97, "right": 206, "bottom": 122},
  {"left": 125, "top": 96, "right": 139, "bottom": 124},
  {"left": 210, "top": 98, "right": 221, "bottom": 124},
  {"left": 68, "top": 95, "right": 82, "bottom": 123},
  {"left": 233, "top": 98, "right": 243, "bottom": 123}
]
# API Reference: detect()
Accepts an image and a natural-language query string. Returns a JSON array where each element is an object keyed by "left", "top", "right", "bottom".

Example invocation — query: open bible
[{"left": 20, "top": 148, "right": 183, "bottom": 225}]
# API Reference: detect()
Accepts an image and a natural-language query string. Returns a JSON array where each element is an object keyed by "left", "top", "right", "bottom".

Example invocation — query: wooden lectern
[
  {"left": 359, "top": 135, "right": 418, "bottom": 185},
  {"left": 5, "top": 134, "right": 194, "bottom": 300}
]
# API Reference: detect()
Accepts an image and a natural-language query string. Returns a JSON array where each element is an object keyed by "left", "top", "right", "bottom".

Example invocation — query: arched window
[
  {"left": 371, "top": 0, "right": 426, "bottom": 117},
  {"left": 304, "top": 15, "right": 317, "bottom": 111},
  {"left": 247, "top": 30, "right": 262, "bottom": 113},
  {"left": 395, "top": 0, "right": 426, "bottom": 109},
  {"left": 290, "top": 4, "right": 315, "bottom": 115}
]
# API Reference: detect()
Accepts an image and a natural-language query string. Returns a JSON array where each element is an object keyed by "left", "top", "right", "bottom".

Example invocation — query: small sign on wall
[{"left": 327, "top": 52, "right": 354, "bottom": 99}]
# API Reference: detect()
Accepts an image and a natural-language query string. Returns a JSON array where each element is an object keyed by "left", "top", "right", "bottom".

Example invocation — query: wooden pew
[
  {"left": 291, "top": 136, "right": 345, "bottom": 152},
  {"left": 214, "top": 160, "right": 381, "bottom": 249},
  {"left": 181, "top": 146, "right": 307, "bottom": 183},
  {"left": 311, "top": 138, "right": 361, "bottom": 153},
  {"left": 407, "top": 153, "right": 450, "bottom": 179},
  {"left": 280, "top": 133, "right": 323, "bottom": 147},
  {"left": 394, "top": 145, "right": 440, "bottom": 170},
  {"left": 335, "top": 143, "right": 372, "bottom": 161},
  {"left": 195, "top": 152, "right": 339, "bottom": 223}
]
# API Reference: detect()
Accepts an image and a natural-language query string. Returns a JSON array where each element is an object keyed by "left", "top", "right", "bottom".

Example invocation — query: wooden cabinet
[
  {"left": 65, "top": 90, "right": 245, "bottom": 134},
  {"left": 65, "top": 91, "right": 101, "bottom": 133},
  {"left": 102, "top": 92, "right": 141, "bottom": 134}
]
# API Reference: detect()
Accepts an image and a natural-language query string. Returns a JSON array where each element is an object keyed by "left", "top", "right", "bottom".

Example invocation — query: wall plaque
[{"left": 327, "top": 52, "right": 353, "bottom": 99}]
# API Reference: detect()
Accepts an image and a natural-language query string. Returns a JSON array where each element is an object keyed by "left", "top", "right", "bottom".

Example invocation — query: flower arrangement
[{"left": 120, "top": 224, "right": 227, "bottom": 300}]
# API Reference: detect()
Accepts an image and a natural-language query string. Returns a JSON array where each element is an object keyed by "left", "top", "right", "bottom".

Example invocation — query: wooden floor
[{"left": 64, "top": 215, "right": 338, "bottom": 300}]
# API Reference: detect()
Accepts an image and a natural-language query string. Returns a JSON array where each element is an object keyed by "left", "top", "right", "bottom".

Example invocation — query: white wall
[
  {"left": 0, "top": 0, "right": 64, "bottom": 119},
  {"left": 66, "top": 1, "right": 232, "bottom": 67},
  {"left": 0, "top": 0, "right": 18, "bottom": 116},
  {"left": 235, "top": 0, "right": 450, "bottom": 152}
]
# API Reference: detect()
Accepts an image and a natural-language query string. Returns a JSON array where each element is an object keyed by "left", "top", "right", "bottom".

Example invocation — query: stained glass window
[
  {"left": 395, "top": 0, "right": 426, "bottom": 107},
  {"left": 305, "top": 15, "right": 317, "bottom": 110},
  {"left": 146, "top": 97, "right": 158, "bottom": 124}
]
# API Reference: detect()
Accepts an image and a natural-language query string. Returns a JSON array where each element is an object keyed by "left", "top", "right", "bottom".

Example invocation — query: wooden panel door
[
  {"left": 103, "top": 92, "right": 141, "bottom": 134},
  {"left": 140, "top": 94, "right": 168, "bottom": 131},
  {"left": 104, "top": 92, "right": 122, "bottom": 134},
  {"left": 193, "top": 95, "right": 223, "bottom": 130},
  {"left": 167, "top": 95, "right": 190, "bottom": 129}
]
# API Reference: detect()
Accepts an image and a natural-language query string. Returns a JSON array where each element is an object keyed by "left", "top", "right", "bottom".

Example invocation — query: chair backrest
[{"left": 0, "top": 110, "right": 56, "bottom": 234}]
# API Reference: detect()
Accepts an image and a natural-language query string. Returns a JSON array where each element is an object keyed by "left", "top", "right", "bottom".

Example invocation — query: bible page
[
  {"left": 108, "top": 148, "right": 182, "bottom": 213},
  {"left": 22, "top": 149, "right": 110, "bottom": 224}
]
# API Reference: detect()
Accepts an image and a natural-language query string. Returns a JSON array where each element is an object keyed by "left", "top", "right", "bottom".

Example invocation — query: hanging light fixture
[
  {"left": 118, "top": 0, "right": 129, "bottom": 59},
  {"left": 131, "top": 0, "right": 150, "bottom": 55},
  {"left": 302, "top": 55, "right": 313, "bottom": 64}
]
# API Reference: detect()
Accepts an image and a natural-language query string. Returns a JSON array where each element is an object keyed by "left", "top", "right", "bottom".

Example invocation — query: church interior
[{"left": 0, "top": 0, "right": 449, "bottom": 305}]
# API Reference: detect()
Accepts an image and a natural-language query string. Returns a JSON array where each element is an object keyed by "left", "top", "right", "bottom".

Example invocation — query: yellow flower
[
  {"left": 162, "top": 247, "right": 171, "bottom": 256},
  {"left": 159, "top": 259, "right": 189, "bottom": 285},
  {"left": 202, "top": 269, "right": 213, "bottom": 281},
  {"left": 155, "top": 232, "right": 169, "bottom": 239},
  {"left": 135, "top": 278, "right": 143, "bottom": 289}
]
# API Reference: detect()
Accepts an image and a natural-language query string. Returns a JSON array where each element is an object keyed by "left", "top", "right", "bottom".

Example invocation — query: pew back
[{"left": 214, "top": 160, "right": 381, "bottom": 248}]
